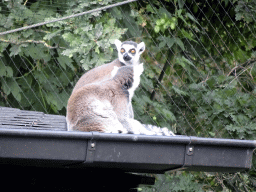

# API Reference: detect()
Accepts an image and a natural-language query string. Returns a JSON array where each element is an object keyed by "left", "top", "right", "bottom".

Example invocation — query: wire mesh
[{"left": 0, "top": 0, "right": 256, "bottom": 191}]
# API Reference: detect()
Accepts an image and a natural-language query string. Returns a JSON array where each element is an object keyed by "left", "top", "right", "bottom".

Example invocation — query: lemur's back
[
  {"left": 66, "top": 65, "right": 140, "bottom": 134},
  {"left": 72, "top": 59, "right": 124, "bottom": 93},
  {"left": 67, "top": 83, "right": 127, "bottom": 133}
]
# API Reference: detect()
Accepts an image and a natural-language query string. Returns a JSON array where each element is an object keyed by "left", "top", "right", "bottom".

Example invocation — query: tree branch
[
  {"left": 0, "top": 38, "right": 65, "bottom": 49},
  {"left": 227, "top": 58, "right": 256, "bottom": 76}
]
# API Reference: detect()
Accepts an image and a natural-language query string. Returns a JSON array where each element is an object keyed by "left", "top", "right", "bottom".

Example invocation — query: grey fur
[{"left": 122, "top": 41, "right": 138, "bottom": 48}]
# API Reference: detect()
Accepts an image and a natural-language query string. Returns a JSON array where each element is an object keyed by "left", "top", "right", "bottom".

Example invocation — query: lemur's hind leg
[{"left": 90, "top": 99, "right": 128, "bottom": 134}]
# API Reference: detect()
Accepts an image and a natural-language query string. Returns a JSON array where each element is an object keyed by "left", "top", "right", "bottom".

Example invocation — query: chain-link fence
[{"left": 1, "top": 0, "right": 256, "bottom": 191}]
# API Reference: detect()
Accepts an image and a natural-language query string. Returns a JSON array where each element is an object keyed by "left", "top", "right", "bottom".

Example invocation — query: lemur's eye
[
  {"left": 130, "top": 49, "right": 136, "bottom": 54},
  {"left": 121, "top": 48, "right": 125, "bottom": 53}
]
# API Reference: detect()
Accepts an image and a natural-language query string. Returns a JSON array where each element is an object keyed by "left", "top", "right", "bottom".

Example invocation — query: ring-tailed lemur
[
  {"left": 66, "top": 39, "right": 175, "bottom": 136},
  {"left": 67, "top": 64, "right": 173, "bottom": 135},
  {"left": 67, "top": 64, "right": 144, "bottom": 134},
  {"left": 70, "top": 40, "right": 144, "bottom": 119}
]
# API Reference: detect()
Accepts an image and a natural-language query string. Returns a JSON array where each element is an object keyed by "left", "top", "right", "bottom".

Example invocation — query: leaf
[
  {"left": 30, "top": 2, "right": 39, "bottom": 11},
  {"left": 22, "top": 29, "right": 34, "bottom": 38},
  {"left": 206, "top": 77, "right": 217, "bottom": 89},
  {"left": 3, "top": 78, "right": 21, "bottom": 102},
  {"left": 109, "top": 7, "right": 123, "bottom": 19},
  {"left": 213, "top": 103, "right": 224, "bottom": 114},
  {"left": 0, "top": 61, "right": 5, "bottom": 77},
  {"left": 43, "top": 30, "right": 62, "bottom": 40},
  {"left": 23, "top": 9, "right": 34, "bottom": 20},
  {"left": 172, "top": 86, "right": 188, "bottom": 96},
  {"left": 10, "top": 45, "right": 21, "bottom": 56},
  {"left": 123, "top": 12, "right": 141, "bottom": 37},
  {"left": 146, "top": 4, "right": 155, "bottom": 13},
  {"left": 166, "top": 37, "right": 175, "bottom": 48},
  {"left": 95, "top": 46, "right": 100, "bottom": 54},
  {"left": 25, "top": 44, "right": 48, "bottom": 60},
  {"left": 182, "top": 56, "right": 195, "bottom": 67},
  {"left": 5, "top": 66, "right": 13, "bottom": 77},
  {"left": 81, "top": 24, "right": 93, "bottom": 33},
  {"left": 62, "top": 49, "right": 77, "bottom": 58},
  {"left": 234, "top": 49, "right": 246, "bottom": 61},
  {"left": 178, "top": 0, "right": 185, "bottom": 9},
  {"left": 174, "top": 37, "right": 185, "bottom": 51},
  {"left": 186, "top": 13, "right": 199, "bottom": 24},
  {"left": 4, "top": 15, "right": 14, "bottom": 28},
  {"left": 94, "top": 53, "right": 111, "bottom": 67},
  {"left": 0, "top": 59, "right": 12, "bottom": 77},
  {"left": 62, "top": 32, "right": 76, "bottom": 44},
  {"left": 162, "top": 108, "right": 176, "bottom": 121},
  {"left": 176, "top": 57, "right": 185, "bottom": 68},
  {"left": 57, "top": 55, "right": 75, "bottom": 71},
  {"left": 154, "top": 25, "right": 160, "bottom": 33},
  {"left": 156, "top": 19, "right": 162, "bottom": 26},
  {"left": 224, "top": 0, "right": 229, "bottom": 7},
  {"left": 0, "top": 40, "right": 9, "bottom": 56},
  {"left": 159, "top": 41, "right": 166, "bottom": 48},
  {"left": 17, "top": 75, "right": 33, "bottom": 89},
  {"left": 2, "top": 79, "right": 11, "bottom": 95},
  {"left": 181, "top": 29, "right": 197, "bottom": 42},
  {"left": 94, "top": 23, "right": 103, "bottom": 38},
  {"left": 158, "top": 36, "right": 175, "bottom": 48}
]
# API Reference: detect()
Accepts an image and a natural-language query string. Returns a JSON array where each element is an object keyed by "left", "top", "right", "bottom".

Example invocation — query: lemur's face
[{"left": 115, "top": 39, "right": 145, "bottom": 65}]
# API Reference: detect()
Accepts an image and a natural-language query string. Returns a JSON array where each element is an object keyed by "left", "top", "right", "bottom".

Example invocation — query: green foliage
[
  {"left": 139, "top": 172, "right": 203, "bottom": 192},
  {"left": 235, "top": 1, "right": 256, "bottom": 23},
  {"left": 176, "top": 75, "right": 256, "bottom": 138}
]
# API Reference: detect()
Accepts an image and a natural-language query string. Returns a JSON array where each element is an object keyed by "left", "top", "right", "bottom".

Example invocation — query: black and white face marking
[
  {"left": 115, "top": 39, "right": 145, "bottom": 66},
  {"left": 120, "top": 47, "right": 136, "bottom": 61}
]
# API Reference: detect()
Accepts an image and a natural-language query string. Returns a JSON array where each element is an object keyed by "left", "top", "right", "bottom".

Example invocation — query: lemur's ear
[
  {"left": 115, "top": 39, "right": 122, "bottom": 50},
  {"left": 138, "top": 42, "right": 145, "bottom": 54}
]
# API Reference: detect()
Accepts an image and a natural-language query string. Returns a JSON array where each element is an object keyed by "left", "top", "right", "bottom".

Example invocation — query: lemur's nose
[{"left": 123, "top": 53, "right": 131, "bottom": 61}]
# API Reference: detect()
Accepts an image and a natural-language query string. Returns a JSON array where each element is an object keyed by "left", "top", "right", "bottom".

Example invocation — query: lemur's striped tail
[{"left": 142, "top": 124, "right": 175, "bottom": 136}]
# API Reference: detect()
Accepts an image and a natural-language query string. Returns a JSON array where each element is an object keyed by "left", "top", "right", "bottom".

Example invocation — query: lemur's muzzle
[{"left": 123, "top": 53, "right": 132, "bottom": 61}]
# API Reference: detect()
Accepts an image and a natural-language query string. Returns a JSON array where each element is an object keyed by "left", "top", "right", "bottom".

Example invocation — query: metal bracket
[
  {"left": 85, "top": 140, "right": 96, "bottom": 163},
  {"left": 184, "top": 145, "right": 194, "bottom": 167},
  {"left": 187, "top": 146, "right": 194, "bottom": 156}
]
